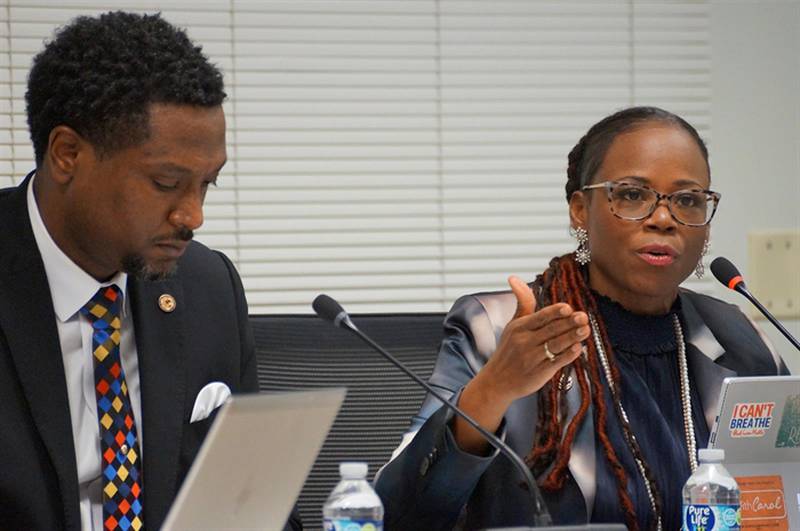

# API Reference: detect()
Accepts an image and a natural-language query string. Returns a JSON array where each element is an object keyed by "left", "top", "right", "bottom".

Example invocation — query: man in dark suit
[{"left": 0, "top": 11, "right": 301, "bottom": 531}]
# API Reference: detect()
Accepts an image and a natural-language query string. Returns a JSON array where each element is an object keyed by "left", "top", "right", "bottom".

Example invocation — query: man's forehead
[
  {"left": 140, "top": 158, "right": 227, "bottom": 175},
  {"left": 136, "top": 104, "right": 226, "bottom": 153}
]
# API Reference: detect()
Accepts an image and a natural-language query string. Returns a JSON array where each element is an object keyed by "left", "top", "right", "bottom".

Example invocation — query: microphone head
[
  {"left": 312, "top": 294, "right": 346, "bottom": 324},
  {"left": 710, "top": 256, "right": 746, "bottom": 291}
]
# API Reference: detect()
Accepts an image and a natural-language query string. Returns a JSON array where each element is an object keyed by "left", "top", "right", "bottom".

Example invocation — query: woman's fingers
[
  {"left": 535, "top": 313, "right": 590, "bottom": 352},
  {"left": 483, "top": 275, "right": 591, "bottom": 401},
  {"left": 514, "top": 305, "right": 588, "bottom": 341},
  {"left": 541, "top": 326, "right": 589, "bottom": 360},
  {"left": 548, "top": 340, "right": 584, "bottom": 370},
  {"left": 508, "top": 275, "right": 536, "bottom": 319},
  {"left": 515, "top": 303, "right": 576, "bottom": 332}
]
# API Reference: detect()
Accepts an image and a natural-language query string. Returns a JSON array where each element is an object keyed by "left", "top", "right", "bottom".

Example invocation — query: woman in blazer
[{"left": 375, "top": 106, "right": 789, "bottom": 531}]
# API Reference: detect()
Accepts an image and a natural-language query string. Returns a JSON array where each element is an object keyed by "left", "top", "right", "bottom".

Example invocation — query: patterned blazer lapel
[
  {"left": 128, "top": 275, "right": 187, "bottom": 528},
  {"left": 0, "top": 177, "right": 82, "bottom": 528},
  {"left": 680, "top": 292, "right": 738, "bottom": 432},
  {"left": 565, "top": 365, "right": 596, "bottom": 520}
]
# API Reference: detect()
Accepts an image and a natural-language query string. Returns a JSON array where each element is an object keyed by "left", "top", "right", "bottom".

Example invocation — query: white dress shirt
[{"left": 27, "top": 176, "right": 143, "bottom": 531}]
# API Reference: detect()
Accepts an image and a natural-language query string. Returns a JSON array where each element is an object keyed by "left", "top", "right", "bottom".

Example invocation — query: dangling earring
[
  {"left": 570, "top": 226, "right": 591, "bottom": 265},
  {"left": 695, "top": 238, "right": 710, "bottom": 278}
]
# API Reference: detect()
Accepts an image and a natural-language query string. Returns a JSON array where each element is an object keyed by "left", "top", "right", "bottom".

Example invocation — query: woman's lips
[
  {"left": 638, "top": 252, "right": 675, "bottom": 266},
  {"left": 636, "top": 244, "right": 678, "bottom": 266}
]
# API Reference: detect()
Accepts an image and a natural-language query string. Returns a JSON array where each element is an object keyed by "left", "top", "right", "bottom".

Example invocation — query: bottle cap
[
  {"left": 340, "top": 462, "right": 369, "bottom": 479},
  {"left": 698, "top": 448, "right": 725, "bottom": 462}
]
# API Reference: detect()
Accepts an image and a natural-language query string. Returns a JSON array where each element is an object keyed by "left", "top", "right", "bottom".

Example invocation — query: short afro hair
[{"left": 26, "top": 11, "right": 226, "bottom": 165}]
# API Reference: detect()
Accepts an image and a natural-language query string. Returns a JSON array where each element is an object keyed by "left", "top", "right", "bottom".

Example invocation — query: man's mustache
[{"left": 155, "top": 227, "right": 194, "bottom": 243}]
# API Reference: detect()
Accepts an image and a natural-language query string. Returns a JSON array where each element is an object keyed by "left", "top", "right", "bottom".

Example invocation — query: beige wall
[{"left": 711, "top": 0, "right": 800, "bottom": 371}]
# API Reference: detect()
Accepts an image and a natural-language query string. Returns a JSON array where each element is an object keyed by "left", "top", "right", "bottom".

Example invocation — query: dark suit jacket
[
  {"left": 0, "top": 177, "right": 301, "bottom": 530},
  {"left": 375, "top": 288, "right": 789, "bottom": 531}
]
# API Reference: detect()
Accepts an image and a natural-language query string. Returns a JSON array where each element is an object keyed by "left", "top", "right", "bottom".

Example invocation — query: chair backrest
[{"left": 251, "top": 312, "right": 445, "bottom": 531}]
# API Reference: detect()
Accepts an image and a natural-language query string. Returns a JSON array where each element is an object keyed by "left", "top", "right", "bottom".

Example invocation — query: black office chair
[{"left": 251, "top": 312, "right": 445, "bottom": 531}]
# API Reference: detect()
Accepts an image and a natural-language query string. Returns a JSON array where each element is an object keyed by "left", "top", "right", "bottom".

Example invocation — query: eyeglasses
[{"left": 580, "top": 181, "right": 721, "bottom": 227}]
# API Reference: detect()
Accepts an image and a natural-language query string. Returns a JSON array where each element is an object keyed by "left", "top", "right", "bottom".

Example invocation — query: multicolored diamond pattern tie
[{"left": 81, "top": 285, "right": 144, "bottom": 531}]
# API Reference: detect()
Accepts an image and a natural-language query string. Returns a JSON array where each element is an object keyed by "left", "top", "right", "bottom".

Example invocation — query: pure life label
[
  {"left": 683, "top": 504, "right": 741, "bottom": 531},
  {"left": 324, "top": 519, "right": 382, "bottom": 531}
]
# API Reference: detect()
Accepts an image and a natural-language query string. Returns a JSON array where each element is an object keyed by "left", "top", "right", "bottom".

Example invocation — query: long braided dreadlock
[{"left": 522, "top": 107, "right": 710, "bottom": 531}]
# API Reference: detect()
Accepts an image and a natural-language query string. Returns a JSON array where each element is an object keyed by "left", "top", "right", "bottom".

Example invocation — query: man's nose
[{"left": 169, "top": 191, "right": 204, "bottom": 231}]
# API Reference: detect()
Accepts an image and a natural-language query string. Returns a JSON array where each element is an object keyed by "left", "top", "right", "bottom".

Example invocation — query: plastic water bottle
[
  {"left": 323, "top": 462, "right": 384, "bottom": 531},
  {"left": 682, "top": 448, "right": 741, "bottom": 531}
]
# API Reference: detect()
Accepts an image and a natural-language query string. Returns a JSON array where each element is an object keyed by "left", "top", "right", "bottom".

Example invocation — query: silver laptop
[
  {"left": 709, "top": 375, "right": 800, "bottom": 529},
  {"left": 162, "top": 388, "right": 346, "bottom": 531}
]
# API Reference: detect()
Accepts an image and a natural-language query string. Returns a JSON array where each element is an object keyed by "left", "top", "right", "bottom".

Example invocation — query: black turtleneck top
[{"left": 589, "top": 292, "right": 710, "bottom": 531}]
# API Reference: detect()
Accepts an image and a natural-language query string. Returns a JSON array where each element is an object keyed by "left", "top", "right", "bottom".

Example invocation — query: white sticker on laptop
[{"left": 729, "top": 402, "right": 775, "bottom": 438}]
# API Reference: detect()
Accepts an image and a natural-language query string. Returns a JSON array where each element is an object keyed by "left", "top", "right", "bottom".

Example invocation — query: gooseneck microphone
[
  {"left": 710, "top": 257, "right": 800, "bottom": 351},
  {"left": 312, "top": 294, "right": 554, "bottom": 527}
]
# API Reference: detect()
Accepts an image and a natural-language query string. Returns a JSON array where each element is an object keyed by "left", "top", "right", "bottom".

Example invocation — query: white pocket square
[{"left": 190, "top": 381, "right": 232, "bottom": 423}]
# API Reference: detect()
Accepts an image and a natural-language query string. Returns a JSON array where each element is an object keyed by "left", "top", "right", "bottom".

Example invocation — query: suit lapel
[
  {"left": 565, "top": 365, "right": 596, "bottom": 520},
  {"left": 680, "top": 292, "right": 738, "bottom": 431},
  {"left": 0, "top": 178, "right": 81, "bottom": 529},
  {"left": 505, "top": 365, "right": 596, "bottom": 522},
  {"left": 129, "top": 276, "right": 187, "bottom": 526}
]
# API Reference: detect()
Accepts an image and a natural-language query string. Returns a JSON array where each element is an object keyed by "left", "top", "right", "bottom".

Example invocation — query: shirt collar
[{"left": 27, "top": 175, "right": 128, "bottom": 322}]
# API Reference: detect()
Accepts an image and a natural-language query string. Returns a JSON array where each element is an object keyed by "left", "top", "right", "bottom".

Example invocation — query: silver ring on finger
[{"left": 543, "top": 341, "right": 557, "bottom": 362}]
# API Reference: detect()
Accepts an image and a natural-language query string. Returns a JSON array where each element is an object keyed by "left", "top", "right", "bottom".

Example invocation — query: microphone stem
[
  {"left": 344, "top": 323, "right": 553, "bottom": 526},
  {"left": 738, "top": 287, "right": 800, "bottom": 351}
]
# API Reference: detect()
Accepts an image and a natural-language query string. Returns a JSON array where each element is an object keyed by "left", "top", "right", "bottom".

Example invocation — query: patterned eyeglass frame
[{"left": 580, "top": 181, "right": 721, "bottom": 227}]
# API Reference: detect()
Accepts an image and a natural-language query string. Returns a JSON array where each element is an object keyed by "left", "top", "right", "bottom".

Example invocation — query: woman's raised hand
[
  {"left": 453, "top": 276, "right": 589, "bottom": 455},
  {"left": 478, "top": 275, "right": 589, "bottom": 404}
]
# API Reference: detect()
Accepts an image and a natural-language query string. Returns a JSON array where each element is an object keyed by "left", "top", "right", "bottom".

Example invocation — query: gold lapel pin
[{"left": 158, "top": 293, "right": 177, "bottom": 313}]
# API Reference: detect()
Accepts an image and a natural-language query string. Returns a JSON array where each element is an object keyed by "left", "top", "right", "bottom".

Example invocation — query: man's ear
[
  {"left": 569, "top": 190, "right": 589, "bottom": 230},
  {"left": 46, "top": 126, "right": 91, "bottom": 185}
]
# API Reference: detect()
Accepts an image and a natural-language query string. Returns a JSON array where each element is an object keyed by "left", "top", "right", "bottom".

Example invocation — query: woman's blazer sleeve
[{"left": 374, "top": 291, "right": 515, "bottom": 531}]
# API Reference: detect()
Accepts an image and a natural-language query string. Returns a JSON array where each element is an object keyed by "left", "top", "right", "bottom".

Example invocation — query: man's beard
[
  {"left": 122, "top": 227, "right": 193, "bottom": 281},
  {"left": 121, "top": 253, "right": 179, "bottom": 282}
]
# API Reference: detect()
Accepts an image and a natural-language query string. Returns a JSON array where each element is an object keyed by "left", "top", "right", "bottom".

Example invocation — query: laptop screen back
[
  {"left": 709, "top": 375, "right": 800, "bottom": 530},
  {"left": 162, "top": 388, "right": 346, "bottom": 531},
  {"left": 709, "top": 375, "right": 800, "bottom": 463}
]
